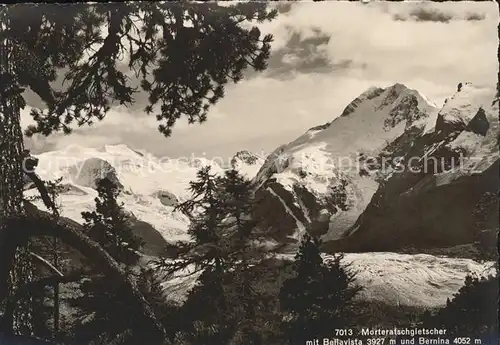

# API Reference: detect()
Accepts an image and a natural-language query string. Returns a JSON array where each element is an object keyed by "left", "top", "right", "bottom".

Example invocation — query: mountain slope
[
  {"left": 324, "top": 84, "right": 499, "bottom": 253},
  {"left": 26, "top": 145, "right": 264, "bottom": 247},
  {"left": 252, "top": 82, "right": 498, "bottom": 254},
  {"left": 252, "top": 83, "right": 438, "bottom": 241}
]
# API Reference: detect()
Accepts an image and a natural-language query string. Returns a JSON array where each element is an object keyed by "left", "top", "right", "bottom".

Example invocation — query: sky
[{"left": 22, "top": 1, "right": 499, "bottom": 163}]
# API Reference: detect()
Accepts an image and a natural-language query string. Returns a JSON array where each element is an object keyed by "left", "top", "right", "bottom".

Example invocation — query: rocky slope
[
  {"left": 251, "top": 83, "right": 498, "bottom": 254},
  {"left": 323, "top": 84, "right": 499, "bottom": 253},
  {"left": 252, "top": 83, "right": 439, "bottom": 242}
]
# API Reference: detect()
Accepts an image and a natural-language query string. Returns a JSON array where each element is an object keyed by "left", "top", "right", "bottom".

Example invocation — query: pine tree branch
[
  {"left": 23, "top": 172, "right": 58, "bottom": 216},
  {"left": 0, "top": 201, "right": 169, "bottom": 344},
  {"left": 28, "top": 252, "right": 64, "bottom": 278}
]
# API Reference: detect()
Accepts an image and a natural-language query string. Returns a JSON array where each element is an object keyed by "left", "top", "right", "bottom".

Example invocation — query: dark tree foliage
[
  {"left": 218, "top": 169, "right": 255, "bottom": 240},
  {"left": 0, "top": 3, "right": 276, "bottom": 137},
  {"left": 226, "top": 265, "right": 265, "bottom": 345},
  {"left": 67, "top": 269, "right": 174, "bottom": 345},
  {"left": 14, "top": 177, "right": 65, "bottom": 340},
  {"left": 181, "top": 166, "right": 225, "bottom": 253},
  {"left": 178, "top": 268, "right": 234, "bottom": 345},
  {"left": 472, "top": 191, "right": 498, "bottom": 263},
  {"left": 1, "top": 3, "right": 277, "bottom": 340},
  {"left": 422, "top": 274, "right": 499, "bottom": 339},
  {"left": 81, "top": 178, "right": 144, "bottom": 266},
  {"left": 171, "top": 167, "right": 269, "bottom": 344},
  {"left": 173, "top": 166, "right": 258, "bottom": 269},
  {"left": 279, "top": 234, "right": 361, "bottom": 345},
  {"left": 65, "top": 178, "right": 158, "bottom": 345},
  {"left": 136, "top": 267, "right": 182, "bottom": 344}
]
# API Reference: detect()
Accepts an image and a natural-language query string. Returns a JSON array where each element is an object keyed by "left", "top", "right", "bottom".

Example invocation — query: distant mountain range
[{"left": 25, "top": 82, "right": 497, "bottom": 308}]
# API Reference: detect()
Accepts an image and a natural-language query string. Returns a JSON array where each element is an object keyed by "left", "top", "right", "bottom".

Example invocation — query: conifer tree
[
  {"left": 422, "top": 274, "right": 498, "bottom": 339},
  {"left": 81, "top": 177, "right": 144, "bottom": 266},
  {"left": 179, "top": 267, "right": 234, "bottom": 345},
  {"left": 175, "top": 166, "right": 226, "bottom": 270},
  {"left": 136, "top": 267, "right": 181, "bottom": 344},
  {"left": 10, "top": 177, "right": 64, "bottom": 340},
  {"left": 67, "top": 177, "right": 150, "bottom": 345},
  {"left": 173, "top": 167, "right": 265, "bottom": 345},
  {"left": 472, "top": 191, "right": 498, "bottom": 264},
  {"left": 279, "top": 234, "right": 361, "bottom": 345},
  {"left": 0, "top": 4, "right": 277, "bottom": 338}
]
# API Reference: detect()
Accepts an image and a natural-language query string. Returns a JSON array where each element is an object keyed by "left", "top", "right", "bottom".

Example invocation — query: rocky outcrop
[
  {"left": 231, "top": 150, "right": 260, "bottom": 167},
  {"left": 340, "top": 86, "right": 385, "bottom": 117},
  {"left": 323, "top": 160, "right": 499, "bottom": 253},
  {"left": 156, "top": 190, "right": 179, "bottom": 207},
  {"left": 67, "top": 157, "right": 123, "bottom": 191},
  {"left": 465, "top": 107, "right": 489, "bottom": 136},
  {"left": 58, "top": 183, "right": 89, "bottom": 196}
]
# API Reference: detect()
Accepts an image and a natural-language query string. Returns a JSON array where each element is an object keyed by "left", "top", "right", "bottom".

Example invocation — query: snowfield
[
  {"left": 27, "top": 144, "right": 265, "bottom": 243},
  {"left": 336, "top": 252, "right": 494, "bottom": 308},
  {"left": 159, "top": 252, "right": 494, "bottom": 308}
]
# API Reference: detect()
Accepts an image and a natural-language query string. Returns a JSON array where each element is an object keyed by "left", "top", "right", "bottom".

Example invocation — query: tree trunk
[
  {"left": 0, "top": 201, "right": 169, "bottom": 344},
  {"left": 497, "top": 1, "right": 499, "bottom": 101},
  {"left": 0, "top": 29, "right": 34, "bottom": 336},
  {"left": 0, "top": 274, "right": 81, "bottom": 335}
]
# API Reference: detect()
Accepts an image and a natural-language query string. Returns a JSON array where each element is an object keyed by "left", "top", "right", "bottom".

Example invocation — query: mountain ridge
[
  {"left": 252, "top": 83, "right": 440, "bottom": 242},
  {"left": 250, "top": 82, "right": 498, "bottom": 253}
]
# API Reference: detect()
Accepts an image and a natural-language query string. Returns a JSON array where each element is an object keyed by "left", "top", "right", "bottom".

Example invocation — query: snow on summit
[
  {"left": 29, "top": 144, "right": 218, "bottom": 243},
  {"left": 27, "top": 144, "right": 265, "bottom": 243},
  {"left": 253, "top": 83, "right": 439, "bottom": 240}
]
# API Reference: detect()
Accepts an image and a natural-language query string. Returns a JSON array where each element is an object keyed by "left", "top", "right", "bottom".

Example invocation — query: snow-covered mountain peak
[
  {"left": 251, "top": 84, "right": 440, "bottom": 241},
  {"left": 231, "top": 150, "right": 265, "bottom": 179},
  {"left": 256, "top": 83, "right": 438, "bottom": 184},
  {"left": 251, "top": 82, "right": 492, "bottom": 244},
  {"left": 339, "top": 83, "right": 436, "bottom": 123},
  {"left": 438, "top": 83, "right": 497, "bottom": 129},
  {"left": 29, "top": 145, "right": 220, "bottom": 243},
  {"left": 27, "top": 144, "right": 266, "bottom": 243}
]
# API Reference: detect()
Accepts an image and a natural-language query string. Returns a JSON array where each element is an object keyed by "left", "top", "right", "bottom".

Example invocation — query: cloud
[
  {"left": 263, "top": 26, "right": 337, "bottom": 77},
  {"left": 391, "top": 3, "right": 487, "bottom": 23},
  {"left": 396, "top": 8, "right": 454, "bottom": 23},
  {"left": 465, "top": 12, "right": 486, "bottom": 21},
  {"left": 273, "top": 2, "right": 296, "bottom": 15},
  {"left": 262, "top": 2, "right": 497, "bottom": 89},
  {"left": 23, "top": 2, "right": 498, "bottom": 161}
]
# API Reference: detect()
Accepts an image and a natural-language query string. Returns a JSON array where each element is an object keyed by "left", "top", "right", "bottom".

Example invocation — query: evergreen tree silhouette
[
  {"left": 472, "top": 191, "right": 498, "bottom": 264},
  {"left": 173, "top": 167, "right": 267, "bottom": 344},
  {"left": 279, "top": 234, "right": 361, "bottom": 345},
  {"left": 81, "top": 178, "right": 144, "bottom": 266},
  {"left": 67, "top": 178, "right": 157, "bottom": 345},
  {"left": 218, "top": 169, "right": 263, "bottom": 345},
  {"left": 0, "top": 3, "right": 278, "bottom": 138},
  {"left": 423, "top": 274, "right": 498, "bottom": 339},
  {"left": 179, "top": 268, "right": 234, "bottom": 345}
]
